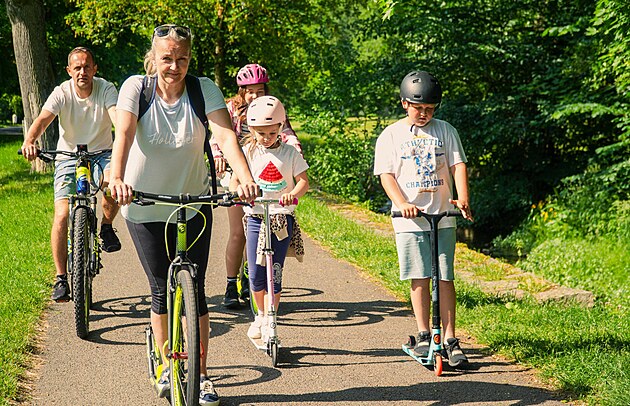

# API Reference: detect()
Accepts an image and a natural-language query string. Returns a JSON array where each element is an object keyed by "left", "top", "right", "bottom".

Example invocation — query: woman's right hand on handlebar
[{"left": 108, "top": 178, "right": 134, "bottom": 206}]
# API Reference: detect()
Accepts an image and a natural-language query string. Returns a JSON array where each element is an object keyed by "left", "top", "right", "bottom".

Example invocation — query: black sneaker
[
  {"left": 223, "top": 281, "right": 240, "bottom": 309},
  {"left": 51, "top": 276, "right": 70, "bottom": 302},
  {"left": 100, "top": 223, "right": 121, "bottom": 253},
  {"left": 413, "top": 331, "right": 431, "bottom": 357},
  {"left": 444, "top": 337, "right": 469, "bottom": 367}
]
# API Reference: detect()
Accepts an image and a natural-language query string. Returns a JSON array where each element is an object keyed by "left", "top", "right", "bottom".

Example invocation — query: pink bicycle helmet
[
  {"left": 247, "top": 96, "right": 285, "bottom": 127},
  {"left": 236, "top": 63, "right": 269, "bottom": 86}
]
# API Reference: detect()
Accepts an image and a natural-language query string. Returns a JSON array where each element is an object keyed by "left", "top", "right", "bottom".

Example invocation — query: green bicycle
[
  {"left": 20, "top": 144, "right": 110, "bottom": 339},
  {"left": 130, "top": 189, "right": 244, "bottom": 405}
]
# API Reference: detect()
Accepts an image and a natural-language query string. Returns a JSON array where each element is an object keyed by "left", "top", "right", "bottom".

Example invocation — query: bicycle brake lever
[{"left": 133, "top": 199, "right": 155, "bottom": 206}]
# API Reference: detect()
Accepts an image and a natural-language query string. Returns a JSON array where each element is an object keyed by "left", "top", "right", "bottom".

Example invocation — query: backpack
[{"left": 138, "top": 74, "right": 218, "bottom": 194}]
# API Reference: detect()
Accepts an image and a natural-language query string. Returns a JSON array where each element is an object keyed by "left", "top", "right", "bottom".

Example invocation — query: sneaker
[
  {"left": 223, "top": 281, "right": 240, "bottom": 309},
  {"left": 51, "top": 276, "right": 70, "bottom": 302},
  {"left": 154, "top": 367, "right": 170, "bottom": 398},
  {"left": 100, "top": 223, "right": 121, "bottom": 253},
  {"left": 199, "top": 376, "right": 220, "bottom": 406},
  {"left": 444, "top": 337, "right": 469, "bottom": 367},
  {"left": 247, "top": 315, "right": 264, "bottom": 339},
  {"left": 412, "top": 331, "right": 431, "bottom": 357}
]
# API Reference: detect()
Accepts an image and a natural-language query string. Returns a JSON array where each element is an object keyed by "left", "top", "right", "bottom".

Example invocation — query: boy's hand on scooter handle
[
  {"left": 399, "top": 202, "right": 420, "bottom": 218},
  {"left": 449, "top": 198, "right": 474, "bottom": 222}
]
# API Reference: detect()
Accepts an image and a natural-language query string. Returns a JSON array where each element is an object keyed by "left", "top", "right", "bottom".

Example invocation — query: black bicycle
[{"left": 20, "top": 144, "right": 110, "bottom": 339}]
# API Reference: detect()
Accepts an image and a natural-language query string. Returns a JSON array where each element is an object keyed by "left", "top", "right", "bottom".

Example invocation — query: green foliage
[
  {"left": 0, "top": 94, "right": 22, "bottom": 122},
  {"left": 306, "top": 118, "right": 386, "bottom": 210},
  {"left": 0, "top": 137, "right": 54, "bottom": 403}
]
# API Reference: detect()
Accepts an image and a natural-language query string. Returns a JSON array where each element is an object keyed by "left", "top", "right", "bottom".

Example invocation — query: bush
[{"left": 307, "top": 117, "right": 387, "bottom": 210}]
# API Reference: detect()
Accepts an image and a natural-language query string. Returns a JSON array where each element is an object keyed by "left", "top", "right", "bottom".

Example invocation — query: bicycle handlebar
[
  {"left": 391, "top": 210, "right": 462, "bottom": 219},
  {"left": 131, "top": 190, "right": 243, "bottom": 207},
  {"left": 18, "top": 148, "right": 112, "bottom": 163}
]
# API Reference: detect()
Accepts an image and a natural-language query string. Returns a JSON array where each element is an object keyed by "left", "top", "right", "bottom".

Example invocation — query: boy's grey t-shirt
[
  {"left": 374, "top": 118, "right": 467, "bottom": 232},
  {"left": 116, "top": 75, "right": 227, "bottom": 223}
]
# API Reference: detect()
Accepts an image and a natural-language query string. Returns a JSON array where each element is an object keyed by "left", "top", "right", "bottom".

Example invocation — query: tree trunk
[
  {"left": 213, "top": 2, "right": 226, "bottom": 90},
  {"left": 5, "top": 0, "right": 57, "bottom": 171}
]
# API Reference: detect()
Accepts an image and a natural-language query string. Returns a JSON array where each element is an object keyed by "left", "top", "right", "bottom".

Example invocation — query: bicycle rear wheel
[
  {"left": 170, "top": 269, "right": 200, "bottom": 406},
  {"left": 72, "top": 206, "right": 91, "bottom": 339}
]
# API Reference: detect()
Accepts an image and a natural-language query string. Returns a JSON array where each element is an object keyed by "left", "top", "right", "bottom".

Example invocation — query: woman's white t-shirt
[{"left": 116, "top": 75, "right": 227, "bottom": 223}]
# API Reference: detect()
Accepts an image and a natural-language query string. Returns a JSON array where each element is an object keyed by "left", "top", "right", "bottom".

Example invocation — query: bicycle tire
[
  {"left": 72, "top": 206, "right": 91, "bottom": 339},
  {"left": 170, "top": 269, "right": 200, "bottom": 406}
]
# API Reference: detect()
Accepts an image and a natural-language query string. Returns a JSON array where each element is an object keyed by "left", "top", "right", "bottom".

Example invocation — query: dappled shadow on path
[{"left": 218, "top": 380, "right": 562, "bottom": 405}]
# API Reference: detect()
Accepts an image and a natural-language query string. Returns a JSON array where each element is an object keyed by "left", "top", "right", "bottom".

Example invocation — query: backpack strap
[
  {"left": 185, "top": 74, "right": 218, "bottom": 195},
  {"left": 138, "top": 75, "right": 156, "bottom": 121},
  {"left": 138, "top": 74, "right": 218, "bottom": 195}
]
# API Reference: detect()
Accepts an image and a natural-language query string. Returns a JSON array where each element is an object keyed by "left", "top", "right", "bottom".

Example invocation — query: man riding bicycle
[{"left": 20, "top": 46, "right": 121, "bottom": 302}]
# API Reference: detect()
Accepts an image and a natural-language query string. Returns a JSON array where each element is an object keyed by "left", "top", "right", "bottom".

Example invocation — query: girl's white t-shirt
[
  {"left": 43, "top": 77, "right": 118, "bottom": 155},
  {"left": 374, "top": 118, "right": 467, "bottom": 232},
  {"left": 242, "top": 142, "right": 309, "bottom": 216},
  {"left": 116, "top": 75, "right": 227, "bottom": 223}
]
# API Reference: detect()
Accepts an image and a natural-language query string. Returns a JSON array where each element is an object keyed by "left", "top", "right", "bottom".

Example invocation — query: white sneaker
[{"left": 247, "top": 315, "right": 264, "bottom": 339}]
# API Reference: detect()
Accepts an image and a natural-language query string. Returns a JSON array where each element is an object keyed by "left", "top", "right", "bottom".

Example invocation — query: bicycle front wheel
[
  {"left": 72, "top": 206, "right": 91, "bottom": 339},
  {"left": 170, "top": 269, "right": 200, "bottom": 406}
]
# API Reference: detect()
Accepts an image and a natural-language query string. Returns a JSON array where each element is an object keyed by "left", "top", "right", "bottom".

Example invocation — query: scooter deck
[
  {"left": 402, "top": 344, "right": 432, "bottom": 366},
  {"left": 249, "top": 336, "right": 267, "bottom": 351},
  {"left": 249, "top": 336, "right": 282, "bottom": 351}
]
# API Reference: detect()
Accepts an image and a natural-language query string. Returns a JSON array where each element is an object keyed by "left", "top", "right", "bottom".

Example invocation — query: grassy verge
[
  {"left": 0, "top": 136, "right": 54, "bottom": 405},
  {"left": 296, "top": 192, "right": 629, "bottom": 406}
]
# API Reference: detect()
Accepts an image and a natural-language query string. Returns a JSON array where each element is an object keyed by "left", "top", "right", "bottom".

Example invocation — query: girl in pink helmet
[
  {"left": 213, "top": 64, "right": 303, "bottom": 309},
  {"left": 232, "top": 96, "right": 309, "bottom": 340}
]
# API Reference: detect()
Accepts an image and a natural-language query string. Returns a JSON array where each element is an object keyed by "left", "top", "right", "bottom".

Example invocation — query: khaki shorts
[{"left": 395, "top": 228, "right": 456, "bottom": 281}]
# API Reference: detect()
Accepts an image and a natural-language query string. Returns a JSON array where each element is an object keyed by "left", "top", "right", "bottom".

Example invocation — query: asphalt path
[{"left": 27, "top": 205, "right": 566, "bottom": 405}]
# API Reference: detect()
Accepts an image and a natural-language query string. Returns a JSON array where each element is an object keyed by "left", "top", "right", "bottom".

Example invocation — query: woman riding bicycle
[{"left": 108, "top": 24, "right": 258, "bottom": 405}]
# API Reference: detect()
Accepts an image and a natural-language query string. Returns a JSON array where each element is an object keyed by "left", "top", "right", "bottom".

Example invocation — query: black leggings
[{"left": 126, "top": 205, "right": 212, "bottom": 316}]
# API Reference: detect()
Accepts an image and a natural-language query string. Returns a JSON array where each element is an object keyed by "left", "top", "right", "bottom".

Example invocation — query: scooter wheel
[
  {"left": 406, "top": 335, "right": 416, "bottom": 347},
  {"left": 433, "top": 353, "right": 443, "bottom": 376}
]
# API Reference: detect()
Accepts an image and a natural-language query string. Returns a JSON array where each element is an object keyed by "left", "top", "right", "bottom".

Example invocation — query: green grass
[
  {"left": 0, "top": 136, "right": 54, "bottom": 405},
  {"left": 296, "top": 192, "right": 630, "bottom": 406}
]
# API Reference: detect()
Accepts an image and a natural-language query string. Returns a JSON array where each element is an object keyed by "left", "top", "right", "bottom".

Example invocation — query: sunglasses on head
[{"left": 153, "top": 25, "right": 191, "bottom": 39}]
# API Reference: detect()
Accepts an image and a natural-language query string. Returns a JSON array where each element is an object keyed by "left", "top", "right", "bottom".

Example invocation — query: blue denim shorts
[
  {"left": 53, "top": 151, "right": 111, "bottom": 201},
  {"left": 395, "top": 227, "right": 456, "bottom": 281}
]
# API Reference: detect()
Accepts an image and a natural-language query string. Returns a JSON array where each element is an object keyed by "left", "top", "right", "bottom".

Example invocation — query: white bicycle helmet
[{"left": 246, "top": 96, "right": 285, "bottom": 127}]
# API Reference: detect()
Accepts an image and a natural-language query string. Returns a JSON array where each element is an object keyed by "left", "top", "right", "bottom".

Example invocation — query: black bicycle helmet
[{"left": 400, "top": 71, "right": 442, "bottom": 105}]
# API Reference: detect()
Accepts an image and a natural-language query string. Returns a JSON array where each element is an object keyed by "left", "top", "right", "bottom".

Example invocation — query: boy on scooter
[{"left": 373, "top": 71, "right": 473, "bottom": 367}]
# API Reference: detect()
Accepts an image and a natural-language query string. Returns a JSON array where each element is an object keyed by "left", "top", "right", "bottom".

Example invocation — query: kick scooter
[
  {"left": 392, "top": 209, "right": 463, "bottom": 376},
  {"left": 248, "top": 196, "right": 298, "bottom": 367}
]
